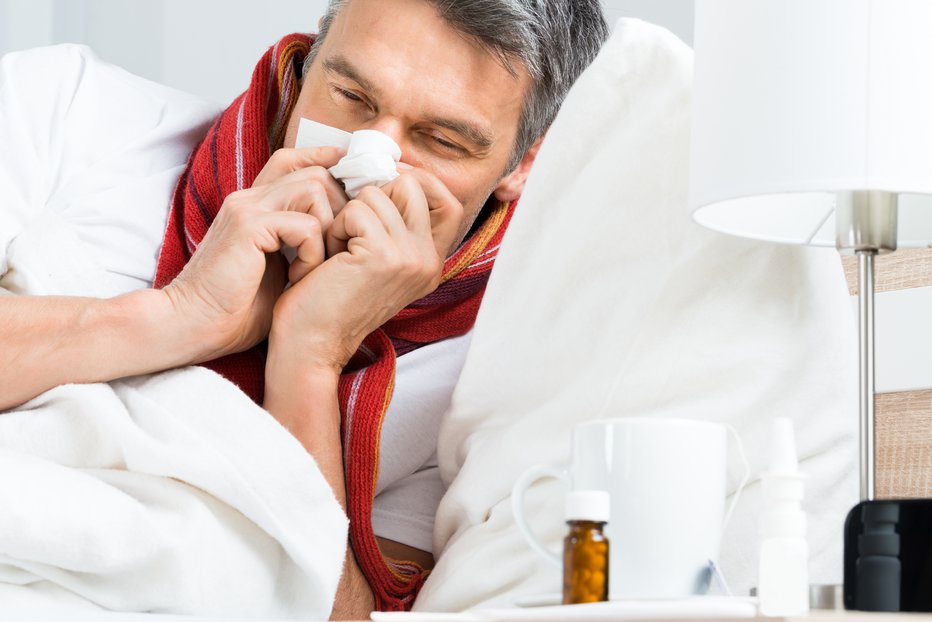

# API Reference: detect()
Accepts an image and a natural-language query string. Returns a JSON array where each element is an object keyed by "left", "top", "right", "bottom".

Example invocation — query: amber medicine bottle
[{"left": 563, "top": 490, "right": 610, "bottom": 605}]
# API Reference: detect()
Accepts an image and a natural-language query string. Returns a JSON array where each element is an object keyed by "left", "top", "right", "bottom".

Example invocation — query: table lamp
[{"left": 688, "top": 0, "right": 932, "bottom": 501}]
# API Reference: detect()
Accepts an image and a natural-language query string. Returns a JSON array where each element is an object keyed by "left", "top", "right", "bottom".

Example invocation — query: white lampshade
[{"left": 689, "top": 0, "right": 932, "bottom": 247}]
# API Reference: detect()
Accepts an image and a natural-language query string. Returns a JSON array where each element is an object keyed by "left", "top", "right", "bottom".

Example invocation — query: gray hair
[{"left": 302, "top": 0, "right": 609, "bottom": 173}]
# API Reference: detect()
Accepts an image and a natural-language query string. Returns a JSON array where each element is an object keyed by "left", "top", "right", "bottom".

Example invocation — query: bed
[{"left": 0, "top": 17, "right": 862, "bottom": 619}]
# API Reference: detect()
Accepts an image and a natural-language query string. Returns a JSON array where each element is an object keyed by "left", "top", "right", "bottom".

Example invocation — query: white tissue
[
  {"left": 295, "top": 118, "right": 401, "bottom": 198},
  {"left": 329, "top": 130, "right": 401, "bottom": 198},
  {"left": 295, "top": 117, "right": 352, "bottom": 151}
]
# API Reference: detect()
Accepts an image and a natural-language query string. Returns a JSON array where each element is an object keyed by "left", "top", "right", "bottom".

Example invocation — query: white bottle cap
[{"left": 565, "top": 490, "right": 610, "bottom": 523}]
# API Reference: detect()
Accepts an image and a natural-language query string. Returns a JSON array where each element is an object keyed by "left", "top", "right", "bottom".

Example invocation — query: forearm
[
  {"left": 264, "top": 350, "right": 376, "bottom": 620},
  {"left": 264, "top": 354, "right": 347, "bottom": 503},
  {"left": 264, "top": 359, "right": 433, "bottom": 618},
  {"left": 0, "top": 289, "right": 202, "bottom": 410}
]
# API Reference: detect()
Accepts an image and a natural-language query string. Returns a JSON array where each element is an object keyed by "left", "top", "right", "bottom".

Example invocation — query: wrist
[
  {"left": 264, "top": 341, "right": 342, "bottom": 425},
  {"left": 158, "top": 283, "right": 232, "bottom": 364},
  {"left": 143, "top": 288, "right": 208, "bottom": 366},
  {"left": 269, "top": 301, "right": 361, "bottom": 374},
  {"left": 88, "top": 288, "right": 208, "bottom": 375}
]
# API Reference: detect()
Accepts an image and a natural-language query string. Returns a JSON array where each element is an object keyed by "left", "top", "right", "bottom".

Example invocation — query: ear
[{"left": 492, "top": 135, "right": 544, "bottom": 202}]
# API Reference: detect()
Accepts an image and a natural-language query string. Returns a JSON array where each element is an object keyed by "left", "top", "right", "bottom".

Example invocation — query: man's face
[{"left": 283, "top": 0, "right": 532, "bottom": 241}]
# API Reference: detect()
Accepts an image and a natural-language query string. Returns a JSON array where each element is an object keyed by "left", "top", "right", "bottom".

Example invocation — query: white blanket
[
  {"left": 0, "top": 45, "right": 347, "bottom": 617},
  {"left": 0, "top": 369, "right": 347, "bottom": 618},
  {"left": 415, "top": 19, "right": 858, "bottom": 611}
]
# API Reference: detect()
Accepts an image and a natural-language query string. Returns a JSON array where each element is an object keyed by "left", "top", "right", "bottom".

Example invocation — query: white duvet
[
  {"left": 0, "top": 45, "right": 346, "bottom": 618},
  {"left": 0, "top": 369, "right": 347, "bottom": 617}
]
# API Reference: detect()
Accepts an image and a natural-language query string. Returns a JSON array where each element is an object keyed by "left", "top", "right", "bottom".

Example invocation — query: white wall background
[
  {"left": 0, "top": 0, "right": 327, "bottom": 104},
  {"left": 603, "top": 0, "right": 693, "bottom": 45},
  {"left": 0, "top": 0, "right": 693, "bottom": 105}
]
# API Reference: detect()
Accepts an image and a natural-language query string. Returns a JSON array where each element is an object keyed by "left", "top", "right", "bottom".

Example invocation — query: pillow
[
  {"left": 0, "top": 44, "right": 220, "bottom": 298},
  {"left": 415, "top": 18, "right": 858, "bottom": 611}
]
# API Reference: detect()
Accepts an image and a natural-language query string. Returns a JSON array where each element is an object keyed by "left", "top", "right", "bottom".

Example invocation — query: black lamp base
[{"left": 844, "top": 499, "right": 932, "bottom": 611}]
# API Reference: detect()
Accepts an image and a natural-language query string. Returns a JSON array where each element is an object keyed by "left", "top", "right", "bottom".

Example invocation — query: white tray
[{"left": 372, "top": 596, "right": 758, "bottom": 622}]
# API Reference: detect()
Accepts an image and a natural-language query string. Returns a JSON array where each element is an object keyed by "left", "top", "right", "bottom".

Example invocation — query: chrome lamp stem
[
  {"left": 835, "top": 190, "right": 897, "bottom": 502},
  {"left": 856, "top": 249, "right": 876, "bottom": 501}
]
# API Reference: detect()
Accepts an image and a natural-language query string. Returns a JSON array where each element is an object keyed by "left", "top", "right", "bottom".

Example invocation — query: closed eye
[
  {"left": 333, "top": 86, "right": 364, "bottom": 103},
  {"left": 424, "top": 131, "right": 467, "bottom": 155},
  {"left": 434, "top": 136, "right": 462, "bottom": 151}
]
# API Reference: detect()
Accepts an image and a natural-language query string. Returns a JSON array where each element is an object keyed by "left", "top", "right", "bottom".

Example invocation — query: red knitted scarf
[{"left": 153, "top": 33, "right": 515, "bottom": 611}]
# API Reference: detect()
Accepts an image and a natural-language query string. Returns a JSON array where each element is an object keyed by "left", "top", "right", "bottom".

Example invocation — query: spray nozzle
[{"left": 768, "top": 417, "right": 801, "bottom": 476}]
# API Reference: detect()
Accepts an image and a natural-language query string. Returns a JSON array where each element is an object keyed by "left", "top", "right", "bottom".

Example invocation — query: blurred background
[{"left": 0, "top": 0, "right": 694, "bottom": 105}]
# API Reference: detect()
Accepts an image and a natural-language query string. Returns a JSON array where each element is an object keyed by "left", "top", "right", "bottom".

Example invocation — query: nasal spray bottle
[{"left": 758, "top": 417, "right": 809, "bottom": 616}]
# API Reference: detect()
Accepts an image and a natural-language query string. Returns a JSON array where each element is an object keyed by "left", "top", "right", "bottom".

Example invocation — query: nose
[
  {"left": 362, "top": 117, "right": 404, "bottom": 148},
  {"left": 360, "top": 116, "right": 416, "bottom": 166}
]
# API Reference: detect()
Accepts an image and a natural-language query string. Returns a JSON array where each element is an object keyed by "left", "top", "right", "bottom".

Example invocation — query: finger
[
  {"left": 379, "top": 174, "right": 431, "bottom": 236},
  {"left": 354, "top": 185, "right": 411, "bottom": 239},
  {"left": 255, "top": 181, "right": 330, "bottom": 279},
  {"left": 252, "top": 211, "right": 326, "bottom": 280},
  {"left": 260, "top": 178, "right": 337, "bottom": 232},
  {"left": 252, "top": 146, "right": 346, "bottom": 187},
  {"left": 288, "top": 236, "right": 325, "bottom": 284},
  {"left": 385, "top": 168, "right": 464, "bottom": 258},
  {"left": 326, "top": 200, "right": 393, "bottom": 257},
  {"left": 274, "top": 165, "right": 349, "bottom": 221},
  {"left": 268, "top": 175, "right": 336, "bottom": 233}
]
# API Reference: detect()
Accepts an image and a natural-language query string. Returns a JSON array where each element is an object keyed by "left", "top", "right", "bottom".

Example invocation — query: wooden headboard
[{"left": 842, "top": 249, "right": 932, "bottom": 498}]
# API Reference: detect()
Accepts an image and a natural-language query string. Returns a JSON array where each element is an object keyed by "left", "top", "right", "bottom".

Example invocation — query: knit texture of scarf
[{"left": 153, "top": 33, "right": 515, "bottom": 611}]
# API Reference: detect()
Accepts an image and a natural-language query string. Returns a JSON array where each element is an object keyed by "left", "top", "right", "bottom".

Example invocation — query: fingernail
[{"left": 397, "top": 162, "right": 414, "bottom": 171}]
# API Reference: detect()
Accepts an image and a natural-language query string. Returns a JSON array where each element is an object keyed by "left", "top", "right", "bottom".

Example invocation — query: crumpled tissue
[{"left": 295, "top": 118, "right": 401, "bottom": 198}]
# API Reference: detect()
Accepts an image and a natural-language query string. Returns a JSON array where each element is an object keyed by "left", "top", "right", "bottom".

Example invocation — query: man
[{"left": 0, "top": 0, "right": 607, "bottom": 617}]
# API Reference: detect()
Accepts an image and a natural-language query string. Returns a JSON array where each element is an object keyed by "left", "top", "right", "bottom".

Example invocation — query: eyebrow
[
  {"left": 323, "top": 54, "right": 495, "bottom": 151},
  {"left": 324, "top": 55, "right": 379, "bottom": 96}
]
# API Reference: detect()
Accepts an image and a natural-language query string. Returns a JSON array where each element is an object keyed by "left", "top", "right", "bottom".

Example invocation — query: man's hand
[
  {"left": 267, "top": 170, "right": 465, "bottom": 372},
  {"left": 162, "top": 147, "right": 349, "bottom": 362}
]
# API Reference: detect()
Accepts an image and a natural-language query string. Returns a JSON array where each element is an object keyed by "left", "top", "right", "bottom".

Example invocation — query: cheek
[
  {"left": 425, "top": 163, "right": 467, "bottom": 197},
  {"left": 404, "top": 154, "right": 482, "bottom": 208},
  {"left": 442, "top": 170, "right": 502, "bottom": 243},
  {"left": 442, "top": 166, "right": 503, "bottom": 222}
]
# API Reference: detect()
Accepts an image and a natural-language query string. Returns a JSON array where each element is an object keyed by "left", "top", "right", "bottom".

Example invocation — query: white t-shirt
[{"left": 0, "top": 44, "right": 463, "bottom": 554}]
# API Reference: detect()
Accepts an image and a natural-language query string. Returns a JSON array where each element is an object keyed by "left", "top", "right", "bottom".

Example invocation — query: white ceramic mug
[{"left": 512, "top": 417, "right": 747, "bottom": 599}]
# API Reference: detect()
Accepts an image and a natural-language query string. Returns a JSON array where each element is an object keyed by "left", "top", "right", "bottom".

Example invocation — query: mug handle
[{"left": 511, "top": 463, "right": 567, "bottom": 568}]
